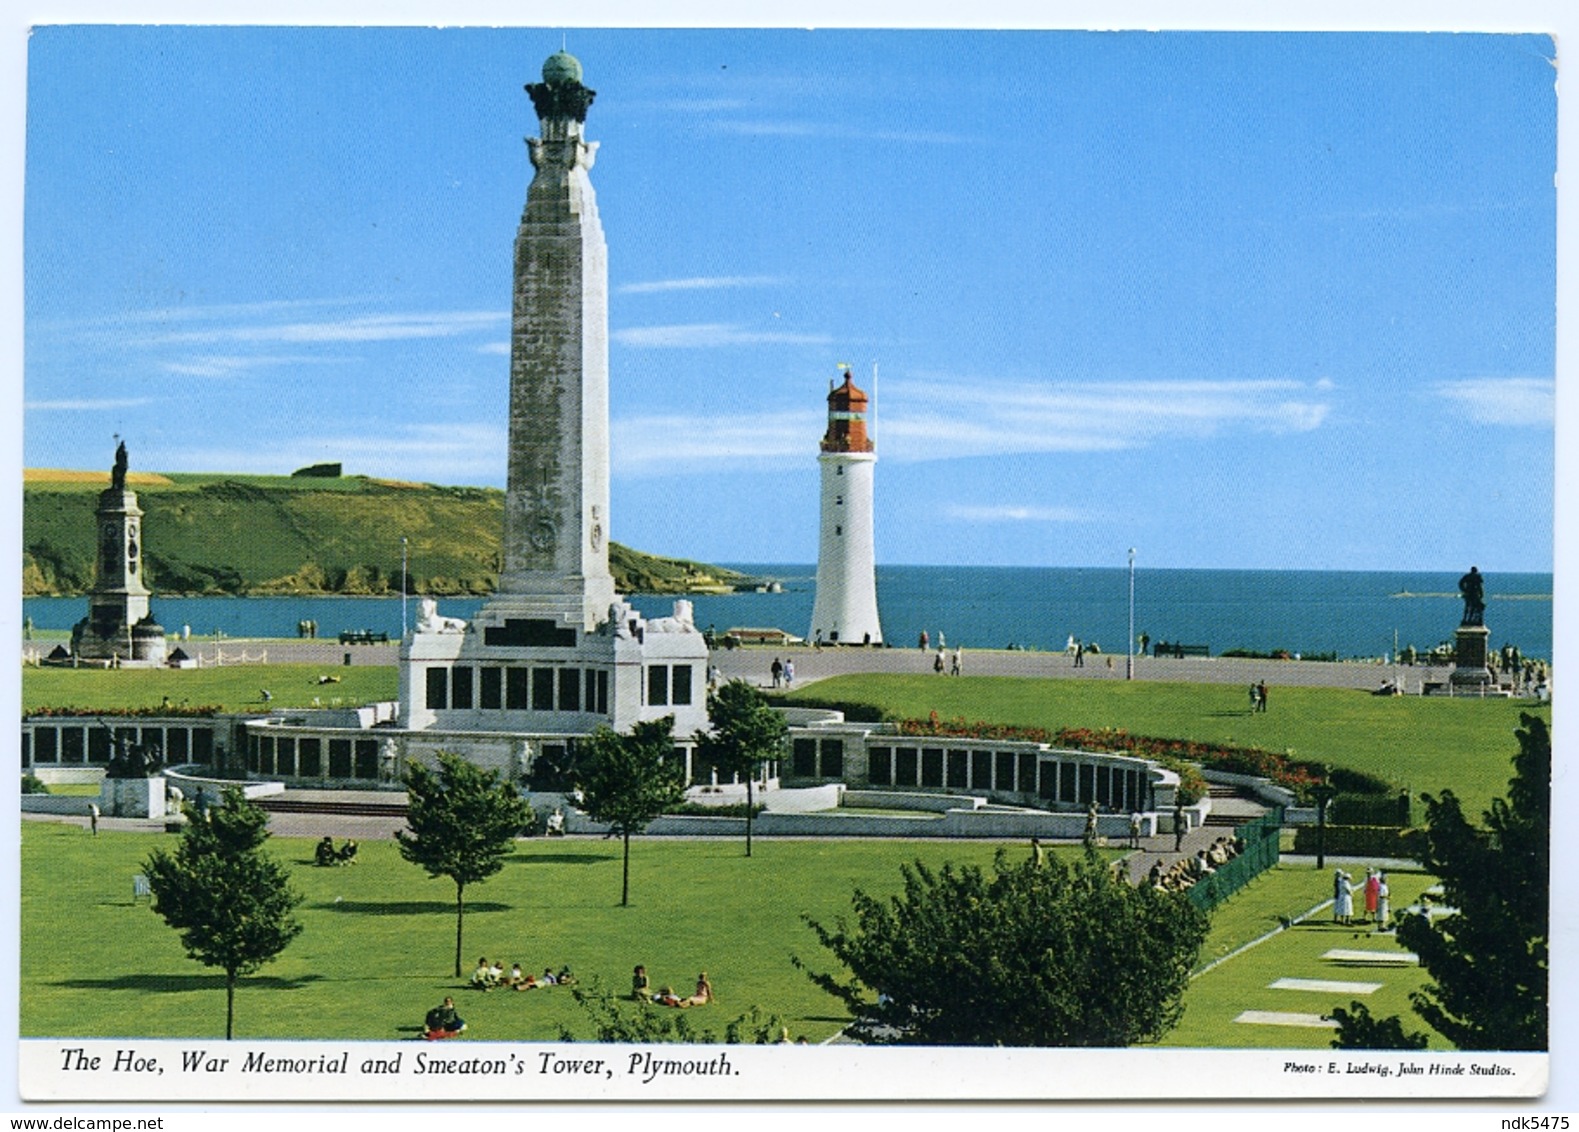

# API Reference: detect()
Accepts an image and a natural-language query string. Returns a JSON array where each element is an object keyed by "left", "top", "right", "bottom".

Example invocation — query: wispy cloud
[
  {"left": 612, "top": 409, "right": 819, "bottom": 475},
  {"left": 156, "top": 423, "right": 509, "bottom": 484},
  {"left": 159, "top": 354, "right": 347, "bottom": 378},
  {"left": 32, "top": 296, "right": 376, "bottom": 334},
  {"left": 605, "top": 376, "right": 1334, "bottom": 475},
  {"left": 617, "top": 275, "right": 786, "bottom": 295},
  {"left": 142, "top": 310, "right": 507, "bottom": 347},
  {"left": 613, "top": 323, "right": 832, "bottom": 348},
  {"left": 25, "top": 398, "right": 152, "bottom": 411},
  {"left": 1434, "top": 377, "right": 1554, "bottom": 426},
  {"left": 708, "top": 119, "right": 971, "bottom": 145},
  {"left": 879, "top": 377, "right": 1333, "bottom": 461},
  {"left": 945, "top": 503, "right": 1098, "bottom": 524},
  {"left": 475, "top": 341, "right": 511, "bottom": 356}
]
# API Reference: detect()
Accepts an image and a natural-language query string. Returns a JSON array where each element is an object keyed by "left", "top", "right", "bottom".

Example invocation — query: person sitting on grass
[
  {"left": 424, "top": 997, "right": 466, "bottom": 1039},
  {"left": 653, "top": 985, "right": 685, "bottom": 1008},
  {"left": 631, "top": 965, "right": 650, "bottom": 1002},
  {"left": 337, "top": 839, "right": 359, "bottom": 864},
  {"left": 540, "top": 968, "right": 558, "bottom": 986},
  {"left": 315, "top": 836, "right": 337, "bottom": 867},
  {"left": 556, "top": 966, "right": 577, "bottom": 986},
  {"left": 471, "top": 957, "right": 497, "bottom": 991},
  {"left": 685, "top": 972, "right": 713, "bottom": 1007},
  {"left": 517, "top": 972, "right": 539, "bottom": 990},
  {"left": 505, "top": 962, "right": 524, "bottom": 989}
]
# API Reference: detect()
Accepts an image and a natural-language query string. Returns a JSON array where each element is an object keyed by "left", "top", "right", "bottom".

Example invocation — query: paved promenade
[{"left": 188, "top": 636, "right": 1454, "bottom": 694}]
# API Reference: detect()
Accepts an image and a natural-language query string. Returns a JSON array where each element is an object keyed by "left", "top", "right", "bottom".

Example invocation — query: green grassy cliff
[{"left": 23, "top": 471, "right": 752, "bottom": 597}]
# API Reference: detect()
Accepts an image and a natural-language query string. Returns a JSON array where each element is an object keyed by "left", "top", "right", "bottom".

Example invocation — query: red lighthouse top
[{"left": 821, "top": 370, "right": 875, "bottom": 454}]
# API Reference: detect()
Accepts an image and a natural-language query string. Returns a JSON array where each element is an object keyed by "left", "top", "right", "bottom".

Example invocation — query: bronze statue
[
  {"left": 1458, "top": 566, "right": 1486, "bottom": 627},
  {"left": 111, "top": 441, "right": 128, "bottom": 491}
]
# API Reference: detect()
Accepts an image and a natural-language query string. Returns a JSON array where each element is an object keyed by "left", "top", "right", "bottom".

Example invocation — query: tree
[
  {"left": 1324, "top": 1003, "right": 1428, "bottom": 1050},
  {"left": 575, "top": 717, "right": 687, "bottom": 906},
  {"left": 143, "top": 787, "right": 303, "bottom": 1039},
  {"left": 693, "top": 680, "right": 788, "bottom": 857},
  {"left": 397, "top": 751, "right": 533, "bottom": 978},
  {"left": 797, "top": 848, "right": 1209, "bottom": 1046},
  {"left": 1393, "top": 712, "right": 1548, "bottom": 1050}
]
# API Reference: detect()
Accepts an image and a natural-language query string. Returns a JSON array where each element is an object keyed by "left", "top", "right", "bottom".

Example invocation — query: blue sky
[{"left": 22, "top": 26, "right": 1557, "bottom": 571}]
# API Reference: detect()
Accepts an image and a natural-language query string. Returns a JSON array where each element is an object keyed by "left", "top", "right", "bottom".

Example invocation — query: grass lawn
[
  {"left": 23, "top": 819, "right": 1442, "bottom": 1048},
  {"left": 1164, "top": 866, "right": 1443, "bottom": 1049},
  {"left": 21, "top": 822, "right": 1037, "bottom": 1044},
  {"left": 24, "top": 663, "right": 399, "bottom": 715},
  {"left": 784, "top": 674, "right": 1543, "bottom": 818}
]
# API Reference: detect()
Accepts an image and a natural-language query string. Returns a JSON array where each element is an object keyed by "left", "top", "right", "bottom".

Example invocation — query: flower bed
[{"left": 27, "top": 704, "right": 224, "bottom": 718}]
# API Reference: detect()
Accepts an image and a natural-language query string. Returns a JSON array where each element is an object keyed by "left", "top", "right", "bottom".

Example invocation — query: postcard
[{"left": 10, "top": 14, "right": 1566, "bottom": 1111}]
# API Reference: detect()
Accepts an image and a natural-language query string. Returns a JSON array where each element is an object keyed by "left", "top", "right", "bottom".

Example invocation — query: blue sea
[{"left": 22, "top": 566, "right": 1554, "bottom": 661}]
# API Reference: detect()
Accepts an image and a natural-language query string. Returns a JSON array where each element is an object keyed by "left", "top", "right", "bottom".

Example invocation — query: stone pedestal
[
  {"left": 100, "top": 776, "right": 167, "bottom": 819},
  {"left": 1450, "top": 624, "right": 1493, "bottom": 690}
]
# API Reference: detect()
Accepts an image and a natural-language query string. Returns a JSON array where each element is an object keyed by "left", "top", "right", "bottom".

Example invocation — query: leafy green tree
[
  {"left": 1393, "top": 713, "right": 1548, "bottom": 1050},
  {"left": 798, "top": 848, "right": 1208, "bottom": 1046},
  {"left": 575, "top": 717, "right": 688, "bottom": 906},
  {"left": 694, "top": 680, "right": 788, "bottom": 857},
  {"left": 1324, "top": 1002, "right": 1429, "bottom": 1049},
  {"left": 397, "top": 751, "right": 533, "bottom": 977},
  {"left": 144, "top": 787, "right": 303, "bottom": 1039},
  {"left": 560, "top": 979, "right": 786, "bottom": 1044}
]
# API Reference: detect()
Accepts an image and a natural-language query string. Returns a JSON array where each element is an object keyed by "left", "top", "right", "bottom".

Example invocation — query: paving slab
[
  {"left": 1233, "top": 1011, "right": 1339, "bottom": 1028},
  {"left": 1321, "top": 948, "right": 1418, "bottom": 965},
  {"left": 1269, "top": 977, "right": 1383, "bottom": 995}
]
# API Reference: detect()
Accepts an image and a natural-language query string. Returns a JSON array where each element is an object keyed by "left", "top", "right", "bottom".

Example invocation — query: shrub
[
  {"left": 21, "top": 774, "right": 49, "bottom": 795},
  {"left": 1290, "top": 824, "right": 1417, "bottom": 858}
]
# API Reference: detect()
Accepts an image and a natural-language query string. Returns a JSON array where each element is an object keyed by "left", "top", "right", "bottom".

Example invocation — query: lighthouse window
[
  {"left": 836, "top": 465, "right": 843, "bottom": 475},
  {"left": 835, "top": 525, "right": 842, "bottom": 536},
  {"left": 835, "top": 495, "right": 843, "bottom": 505}
]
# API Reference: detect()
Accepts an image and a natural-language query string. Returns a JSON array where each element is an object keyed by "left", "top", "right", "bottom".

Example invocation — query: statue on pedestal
[
  {"left": 111, "top": 441, "right": 128, "bottom": 491},
  {"left": 1458, "top": 566, "right": 1486, "bottom": 627}
]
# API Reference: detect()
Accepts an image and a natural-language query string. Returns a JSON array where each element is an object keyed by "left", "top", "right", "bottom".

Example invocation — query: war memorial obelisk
[{"left": 398, "top": 52, "right": 708, "bottom": 752}]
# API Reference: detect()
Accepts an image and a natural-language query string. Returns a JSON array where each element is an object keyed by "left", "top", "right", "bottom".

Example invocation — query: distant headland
[{"left": 22, "top": 469, "right": 762, "bottom": 598}]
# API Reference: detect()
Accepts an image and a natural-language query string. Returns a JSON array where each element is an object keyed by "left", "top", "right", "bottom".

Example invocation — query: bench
[
  {"left": 338, "top": 630, "right": 390, "bottom": 645},
  {"left": 132, "top": 874, "right": 151, "bottom": 904},
  {"left": 1153, "top": 642, "right": 1210, "bottom": 658}
]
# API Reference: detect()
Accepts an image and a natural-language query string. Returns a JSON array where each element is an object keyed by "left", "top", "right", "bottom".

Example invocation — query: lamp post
[
  {"left": 1126, "top": 547, "right": 1136, "bottom": 681},
  {"left": 1311, "top": 779, "right": 1339, "bottom": 870},
  {"left": 401, "top": 537, "right": 409, "bottom": 639}
]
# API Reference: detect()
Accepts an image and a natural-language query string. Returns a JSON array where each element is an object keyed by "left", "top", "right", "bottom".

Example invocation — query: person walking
[
  {"left": 1249, "top": 683, "right": 1260, "bottom": 714},
  {"left": 950, "top": 648, "right": 962, "bottom": 676},
  {"left": 1128, "top": 811, "right": 1143, "bottom": 849},
  {"left": 1375, "top": 872, "right": 1391, "bottom": 930},
  {"left": 1363, "top": 868, "right": 1380, "bottom": 922},
  {"left": 88, "top": 802, "right": 99, "bottom": 837},
  {"left": 1173, "top": 804, "right": 1187, "bottom": 852},
  {"left": 1256, "top": 681, "right": 1269, "bottom": 713},
  {"left": 919, "top": 630, "right": 929, "bottom": 651},
  {"left": 784, "top": 659, "right": 795, "bottom": 688},
  {"left": 770, "top": 658, "right": 783, "bottom": 688},
  {"left": 1074, "top": 641, "right": 1085, "bottom": 668}
]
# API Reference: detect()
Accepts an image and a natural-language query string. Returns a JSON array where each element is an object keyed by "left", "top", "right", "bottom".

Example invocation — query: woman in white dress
[{"left": 1334, "top": 869, "right": 1355, "bottom": 925}]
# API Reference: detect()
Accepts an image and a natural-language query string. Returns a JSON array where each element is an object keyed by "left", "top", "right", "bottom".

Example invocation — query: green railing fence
[{"left": 1185, "top": 805, "right": 1284, "bottom": 912}]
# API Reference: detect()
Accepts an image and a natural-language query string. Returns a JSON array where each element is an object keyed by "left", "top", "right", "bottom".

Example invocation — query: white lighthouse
[{"left": 810, "top": 369, "right": 883, "bottom": 646}]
